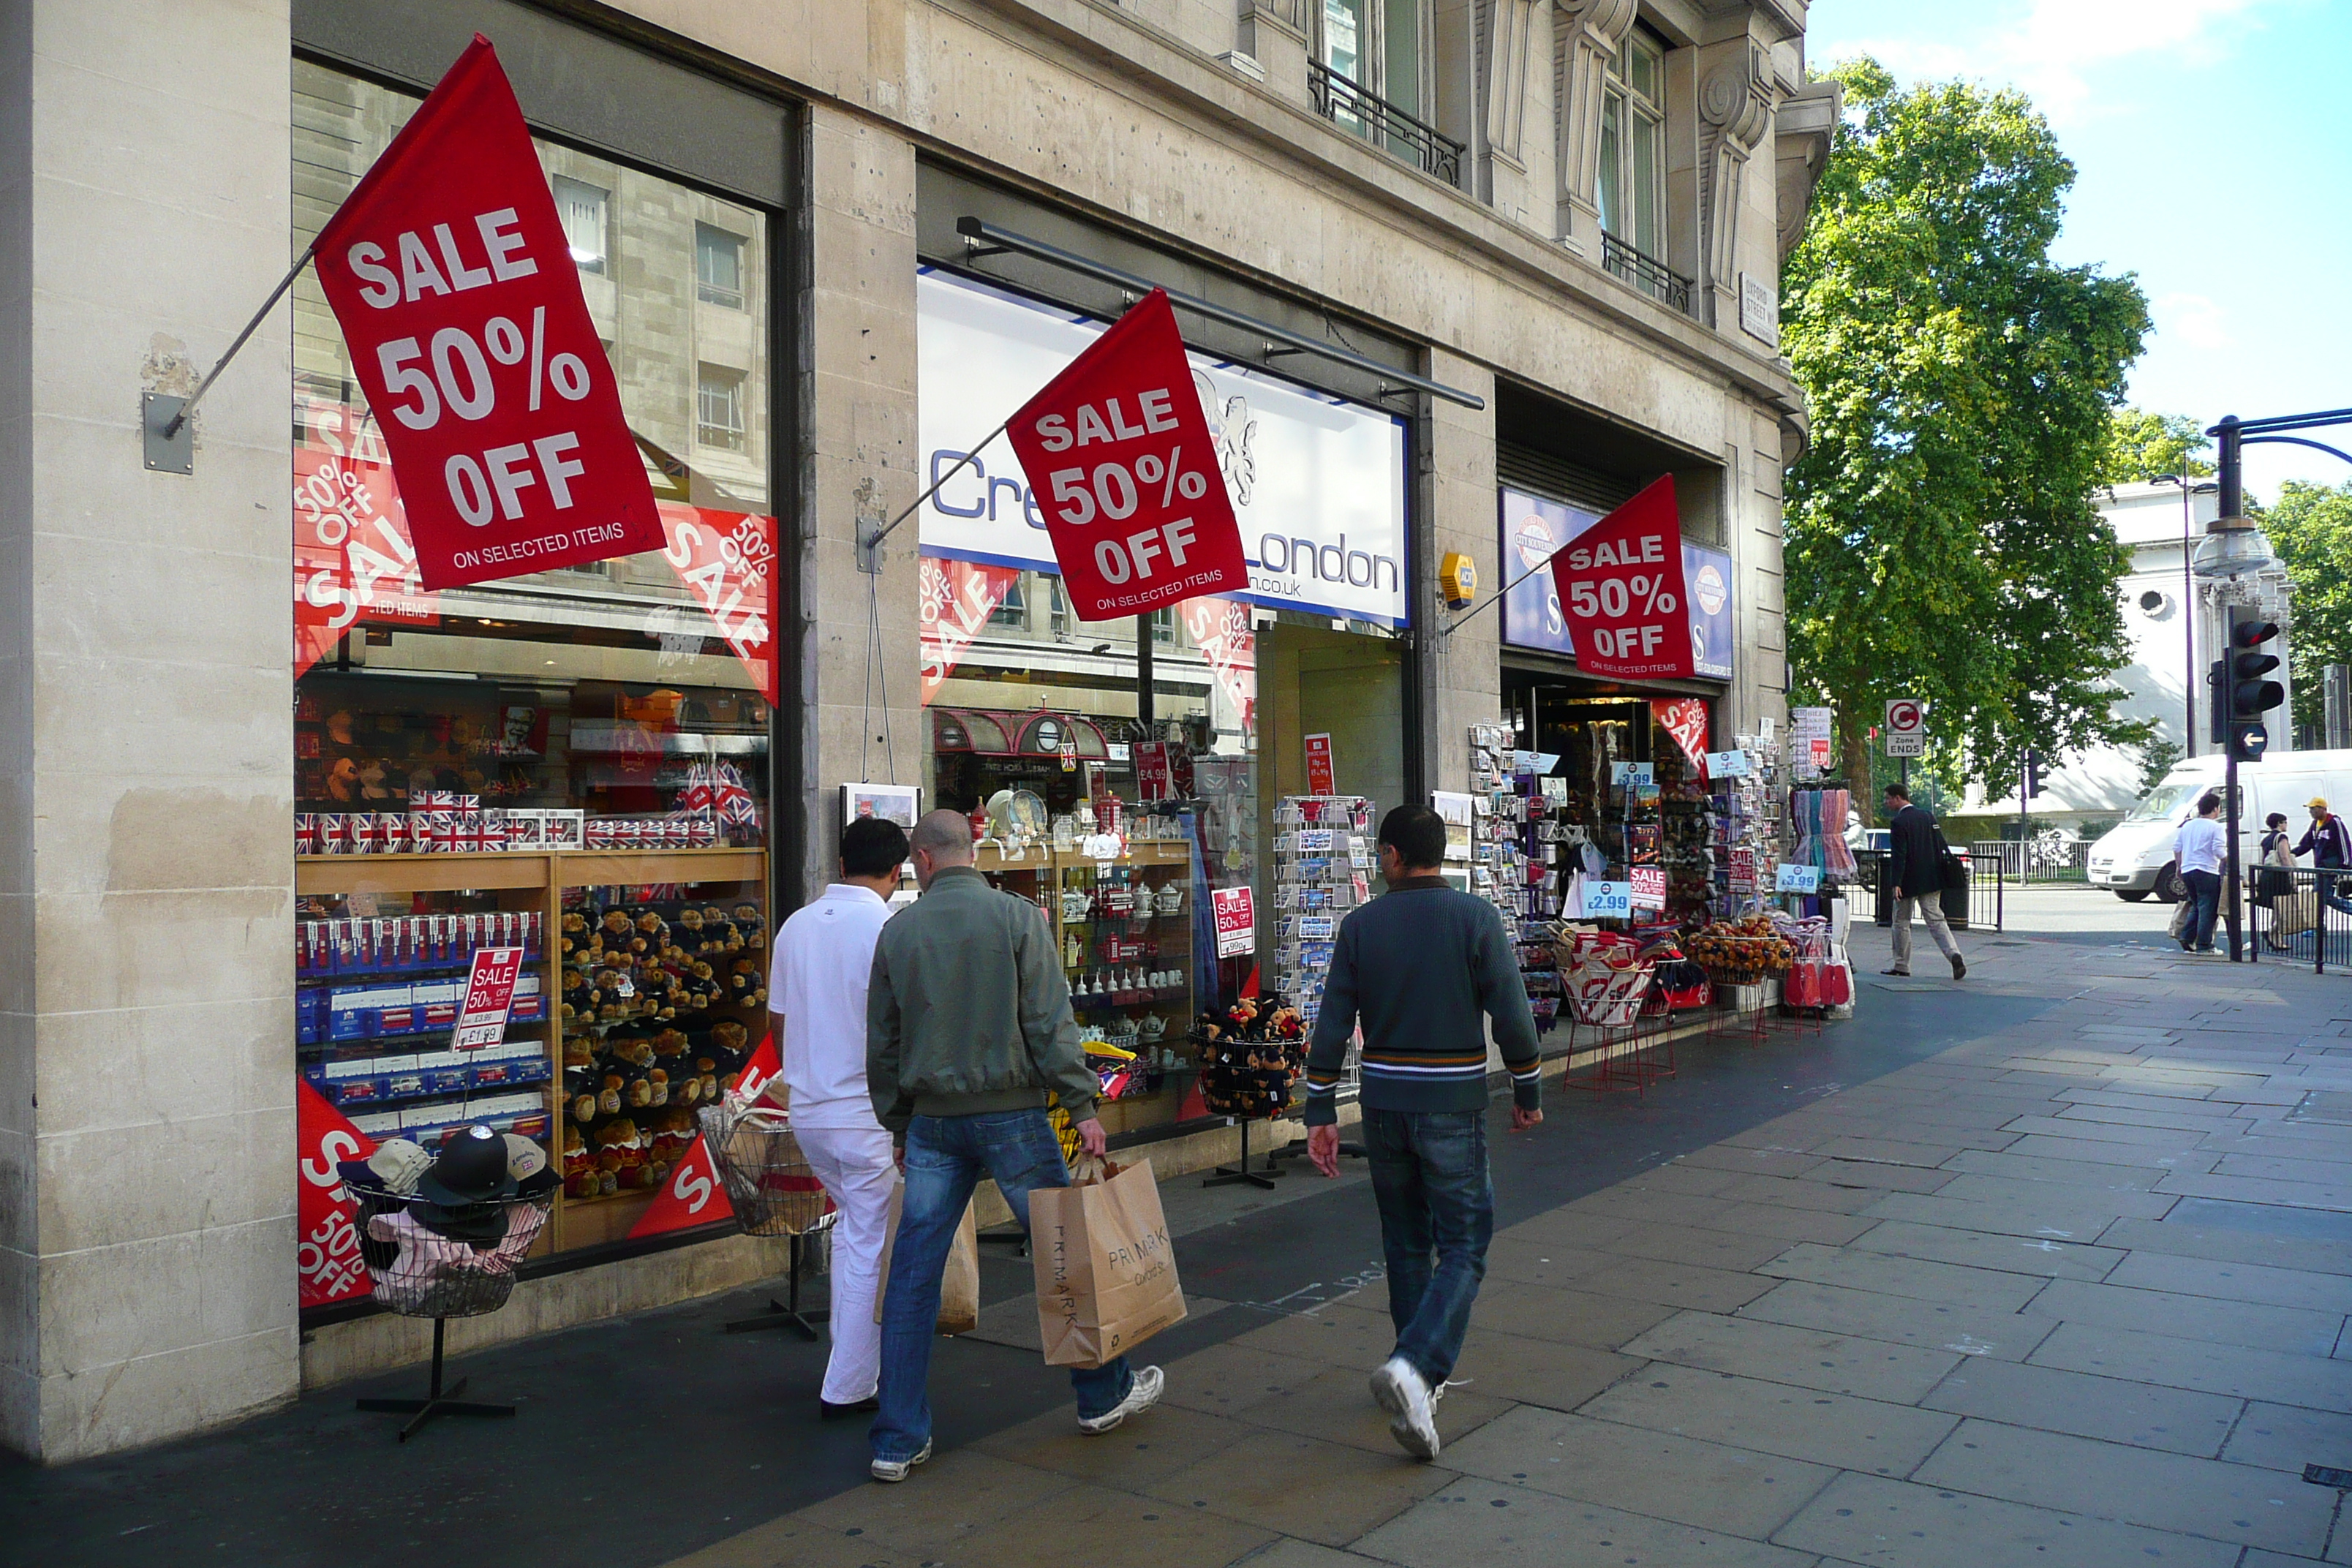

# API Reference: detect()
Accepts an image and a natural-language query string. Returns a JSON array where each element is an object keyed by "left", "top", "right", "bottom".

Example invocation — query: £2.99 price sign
[
  {"left": 1006, "top": 290, "right": 1251, "bottom": 619},
  {"left": 312, "top": 35, "right": 663, "bottom": 590},
  {"left": 1548, "top": 476, "right": 1694, "bottom": 681}
]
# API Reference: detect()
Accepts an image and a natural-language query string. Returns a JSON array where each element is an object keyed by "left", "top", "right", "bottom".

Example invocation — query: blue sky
[{"left": 1803, "top": 0, "right": 2351, "bottom": 503}]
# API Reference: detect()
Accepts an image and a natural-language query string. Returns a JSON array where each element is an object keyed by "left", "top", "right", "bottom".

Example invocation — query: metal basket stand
[
  {"left": 699, "top": 1101, "right": 840, "bottom": 1339},
  {"left": 1203, "top": 1115, "right": 1284, "bottom": 1190},
  {"left": 348, "top": 1184, "right": 555, "bottom": 1442}
]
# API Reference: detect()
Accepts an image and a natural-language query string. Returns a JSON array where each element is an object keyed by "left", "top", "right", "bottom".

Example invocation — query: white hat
[{"left": 363, "top": 1139, "right": 432, "bottom": 1194}]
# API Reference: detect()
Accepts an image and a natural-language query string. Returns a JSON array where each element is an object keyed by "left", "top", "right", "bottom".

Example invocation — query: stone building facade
[{"left": 0, "top": 0, "right": 1833, "bottom": 1460}]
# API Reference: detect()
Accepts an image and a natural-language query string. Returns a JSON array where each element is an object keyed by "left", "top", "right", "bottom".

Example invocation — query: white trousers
[{"left": 793, "top": 1122, "right": 899, "bottom": 1405}]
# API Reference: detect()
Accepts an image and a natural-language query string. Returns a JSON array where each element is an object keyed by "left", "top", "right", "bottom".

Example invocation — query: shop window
[
  {"left": 290, "top": 59, "right": 777, "bottom": 1272},
  {"left": 554, "top": 175, "right": 608, "bottom": 274},
  {"left": 696, "top": 223, "right": 745, "bottom": 309},
  {"left": 696, "top": 365, "right": 747, "bottom": 451}
]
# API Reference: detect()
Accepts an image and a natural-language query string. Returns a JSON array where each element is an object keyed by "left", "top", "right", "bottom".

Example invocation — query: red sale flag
[
  {"left": 1651, "top": 698, "right": 1709, "bottom": 772},
  {"left": 312, "top": 35, "right": 663, "bottom": 590},
  {"left": 732, "top": 1030, "right": 782, "bottom": 1104},
  {"left": 627, "top": 1134, "right": 734, "bottom": 1238},
  {"left": 1005, "top": 290, "right": 1251, "bottom": 619},
  {"left": 1548, "top": 476, "right": 1693, "bottom": 681},
  {"left": 295, "top": 1079, "right": 378, "bottom": 1308}
]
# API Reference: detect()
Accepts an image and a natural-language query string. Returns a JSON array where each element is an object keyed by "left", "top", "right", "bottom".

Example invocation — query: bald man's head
[{"left": 908, "top": 808, "right": 974, "bottom": 888}]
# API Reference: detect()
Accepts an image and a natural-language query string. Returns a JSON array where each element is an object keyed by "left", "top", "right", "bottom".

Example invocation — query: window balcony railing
[
  {"left": 1308, "top": 60, "right": 1464, "bottom": 189},
  {"left": 1602, "top": 232, "right": 1695, "bottom": 317}
]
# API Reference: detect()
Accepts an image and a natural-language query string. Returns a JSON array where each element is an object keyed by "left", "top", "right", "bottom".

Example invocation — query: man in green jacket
[
  {"left": 864, "top": 809, "right": 1164, "bottom": 1482},
  {"left": 1303, "top": 803, "right": 1543, "bottom": 1463}
]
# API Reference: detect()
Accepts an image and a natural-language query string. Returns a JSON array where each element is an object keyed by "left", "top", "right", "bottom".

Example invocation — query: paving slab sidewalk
[{"left": 668, "top": 919, "right": 2352, "bottom": 1568}]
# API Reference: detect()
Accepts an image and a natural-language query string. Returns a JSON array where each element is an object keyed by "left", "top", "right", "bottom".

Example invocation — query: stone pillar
[
  {"left": 1236, "top": 0, "right": 1311, "bottom": 108},
  {"left": 1418, "top": 353, "right": 1501, "bottom": 798},
  {"left": 0, "top": 0, "right": 299, "bottom": 1461},
  {"left": 1695, "top": 37, "right": 1774, "bottom": 333},
  {"left": 1550, "top": 0, "right": 1635, "bottom": 258},
  {"left": 796, "top": 105, "right": 924, "bottom": 905}
]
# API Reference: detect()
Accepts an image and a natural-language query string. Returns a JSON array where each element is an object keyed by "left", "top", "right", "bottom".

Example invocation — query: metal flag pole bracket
[
  {"left": 144, "top": 242, "right": 318, "bottom": 476},
  {"left": 856, "top": 417, "right": 1011, "bottom": 574}
]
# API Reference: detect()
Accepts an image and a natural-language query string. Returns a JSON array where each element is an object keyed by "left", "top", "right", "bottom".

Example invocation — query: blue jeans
[
  {"left": 2181, "top": 868, "right": 2222, "bottom": 951},
  {"left": 1363, "top": 1109, "right": 1495, "bottom": 1384},
  {"left": 872, "top": 1109, "right": 1131, "bottom": 1462}
]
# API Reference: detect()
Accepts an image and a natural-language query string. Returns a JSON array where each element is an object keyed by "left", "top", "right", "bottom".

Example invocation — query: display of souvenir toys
[
  {"left": 1548, "top": 927, "right": 1654, "bottom": 1026},
  {"left": 1188, "top": 992, "right": 1310, "bottom": 1120},
  {"left": 1686, "top": 914, "right": 1795, "bottom": 984}
]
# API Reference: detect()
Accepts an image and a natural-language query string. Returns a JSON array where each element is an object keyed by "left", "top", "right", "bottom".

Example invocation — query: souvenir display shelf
[
  {"left": 295, "top": 847, "right": 767, "bottom": 1256},
  {"left": 1271, "top": 795, "right": 1375, "bottom": 1039},
  {"left": 1461, "top": 725, "right": 1566, "bottom": 1037},
  {"left": 1709, "top": 730, "right": 1783, "bottom": 918},
  {"left": 973, "top": 833, "right": 1197, "bottom": 1137}
]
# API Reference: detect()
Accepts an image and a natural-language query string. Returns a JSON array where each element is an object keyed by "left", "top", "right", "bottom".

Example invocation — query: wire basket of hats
[
  {"left": 340, "top": 1125, "right": 559, "bottom": 1321},
  {"left": 1548, "top": 927, "right": 1656, "bottom": 1027},
  {"left": 1188, "top": 992, "right": 1309, "bottom": 1120},
  {"left": 698, "top": 1098, "right": 836, "bottom": 1239}
]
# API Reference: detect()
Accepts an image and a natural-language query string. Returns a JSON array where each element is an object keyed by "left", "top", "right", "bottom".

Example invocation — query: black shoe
[
  {"left": 1880, "top": 967, "right": 1910, "bottom": 976},
  {"left": 1950, "top": 954, "right": 1966, "bottom": 981},
  {"left": 822, "top": 1397, "right": 879, "bottom": 1420}
]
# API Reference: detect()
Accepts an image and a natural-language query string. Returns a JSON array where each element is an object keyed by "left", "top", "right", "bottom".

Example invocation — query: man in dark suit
[{"left": 1882, "top": 783, "right": 1964, "bottom": 980}]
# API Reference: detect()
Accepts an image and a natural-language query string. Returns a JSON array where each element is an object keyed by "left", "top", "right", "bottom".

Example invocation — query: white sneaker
[
  {"left": 1371, "top": 1356, "right": 1441, "bottom": 1461},
  {"left": 1078, "top": 1365, "right": 1166, "bottom": 1435},
  {"left": 870, "top": 1439, "right": 931, "bottom": 1483}
]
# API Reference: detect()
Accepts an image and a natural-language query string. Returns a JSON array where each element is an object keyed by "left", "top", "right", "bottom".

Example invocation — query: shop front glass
[
  {"left": 290, "top": 59, "right": 782, "bottom": 1287},
  {"left": 916, "top": 268, "right": 1410, "bottom": 1140}
]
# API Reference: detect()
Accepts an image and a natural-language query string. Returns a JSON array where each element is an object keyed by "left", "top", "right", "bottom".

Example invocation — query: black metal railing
[
  {"left": 1970, "top": 837, "right": 2093, "bottom": 886},
  {"left": 1602, "top": 233, "right": 1695, "bottom": 317},
  {"left": 1854, "top": 848, "right": 2005, "bottom": 932},
  {"left": 1308, "top": 61, "right": 1463, "bottom": 187},
  {"left": 2245, "top": 864, "right": 2352, "bottom": 973}
]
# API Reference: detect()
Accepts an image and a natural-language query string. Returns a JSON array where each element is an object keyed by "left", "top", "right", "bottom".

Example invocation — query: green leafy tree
[
  {"left": 2261, "top": 480, "right": 2352, "bottom": 736},
  {"left": 2099, "top": 408, "right": 2212, "bottom": 486},
  {"left": 2136, "top": 736, "right": 2182, "bottom": 795},
  {"left": 1782, "top": 61, "right": 2154, "bottom": 820}
]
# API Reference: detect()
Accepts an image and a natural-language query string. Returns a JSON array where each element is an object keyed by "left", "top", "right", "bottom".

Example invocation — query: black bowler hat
[{"left": 414, "top": 1124, "right": 518, "bottom": 1206}]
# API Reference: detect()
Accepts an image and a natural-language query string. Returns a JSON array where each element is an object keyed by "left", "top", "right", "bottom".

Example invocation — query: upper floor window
[
  {"left": 696, "top": 365, "right": 745, "bottom": 450},
  {"left": 1598, "top": 31, "right": 1665, "bottom": 261},
  {"left": 696, "top": 223, "right": 746, "bottom": 309},
  {"left": 554, "top": 176, "right": 608, "bottom": 274},
  {"left": 990, "top": 573, "right": 1030, "bottom": 630},
  {"left": 1311, "top": 0, "right": 1459, "bottom": 186}
]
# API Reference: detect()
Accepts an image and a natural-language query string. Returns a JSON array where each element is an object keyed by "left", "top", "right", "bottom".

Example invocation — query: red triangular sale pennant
[{"left": 627, "top": 1132, "right": 733, "bottom": 1238}]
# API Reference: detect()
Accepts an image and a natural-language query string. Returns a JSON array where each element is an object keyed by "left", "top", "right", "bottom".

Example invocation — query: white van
[{"left": 2089, "top": 750, "right": 2352, "bottom": 900}]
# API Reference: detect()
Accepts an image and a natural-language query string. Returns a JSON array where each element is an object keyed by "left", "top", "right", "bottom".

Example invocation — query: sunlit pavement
[{"left": 7, "top": 900, "right": 2351, "bottom": 1567}]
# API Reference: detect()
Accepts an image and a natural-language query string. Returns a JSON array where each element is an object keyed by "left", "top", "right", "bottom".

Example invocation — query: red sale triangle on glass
[
  {"left": 732, "top": 1030, "right": 782, "bottom": 1104},
  {"left": 627, "top": 1133, "right": 734, "bottom": 1238},
  {"left": 1003, "top": 290, "right": 1251, "bottom": 620},
  {"left": 310, "top": 34, "right": 664, "bottom": 589},
  {"left": 1546, "top": 475, "right": 1693, "bottom": 682},
  {"left": 295, "top": 1078, "right": 380, "bottom": 1308}
]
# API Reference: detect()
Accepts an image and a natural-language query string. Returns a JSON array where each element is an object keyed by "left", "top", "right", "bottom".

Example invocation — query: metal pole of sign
[
  {"left": 2217, "top": 416, "right": 2246, "bottom": 962},
  {"left": 856, "top": 418, "right": 1013, "bottom": 573},
  {"left": 144, "top": 244, "right": 318, "bottom": 468}
]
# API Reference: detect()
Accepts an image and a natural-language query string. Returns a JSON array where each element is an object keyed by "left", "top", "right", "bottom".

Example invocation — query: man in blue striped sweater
[{"left": 1303, "top": 803, "right": 1543, "bottom": 1462}]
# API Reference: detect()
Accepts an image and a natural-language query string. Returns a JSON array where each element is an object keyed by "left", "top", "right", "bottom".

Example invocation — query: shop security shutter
[{"left": 1496, "top": 444, "right": 1640, "bottom": 516}]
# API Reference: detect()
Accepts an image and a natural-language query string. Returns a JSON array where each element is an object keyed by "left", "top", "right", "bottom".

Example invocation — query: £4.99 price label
[{"left": 312, "top": 37, "right": 663, "bottom": 589}]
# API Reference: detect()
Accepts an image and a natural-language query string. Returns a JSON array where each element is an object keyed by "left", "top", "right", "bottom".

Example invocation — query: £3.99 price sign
[
  {"left": 1006, "top": 290, "right": 1251, "bottom": 619},
  {"left": 312, "top": 35, "right": 663, "bottom": 590}
]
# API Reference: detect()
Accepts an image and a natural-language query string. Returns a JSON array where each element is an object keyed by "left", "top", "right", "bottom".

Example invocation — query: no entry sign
[
  {"left": 1006, "top": 290, "right": 1251, "bottom": 619},
  {"left": 314, "top": 36, "right": 663, "bottom": 589}
]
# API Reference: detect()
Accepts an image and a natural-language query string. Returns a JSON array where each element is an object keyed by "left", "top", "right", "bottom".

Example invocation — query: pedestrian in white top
[
  {"left": 767, "top": 814, "right": 909, "bottom": 1417},
  {"left": 2173, "top": 792, "right": 2226, "bottom": 955}
]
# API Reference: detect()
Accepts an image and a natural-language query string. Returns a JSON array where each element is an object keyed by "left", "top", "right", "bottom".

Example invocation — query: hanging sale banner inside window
[
  {"left": 312, "top": 35, "right": 663, "bottom": 589},
  {"left": 295, "top": 1079, "right": 377, "bottom": 1309},
  {"left": 1004, "top": 289, "right": 1251, "bottom": 620},
  {"left": 657, "top": 502, "right": 779, "bottom": 704},
  {"left": 1651, "top": 698, "right": 1710, "bottom": 773},
  {"left": 1547, "top": 476, "right": 1694, "bottom": 682},
  {"left": 293, "top": 401, "right": 439, "bottom": 679},
  {"left": 919, "top": 554, "right": 1022, "bottom": 701}
]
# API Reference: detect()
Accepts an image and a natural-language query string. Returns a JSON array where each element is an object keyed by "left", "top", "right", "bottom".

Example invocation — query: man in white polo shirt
[{"left": 768, "top": 814, "right": 908, "bottom": 1417}]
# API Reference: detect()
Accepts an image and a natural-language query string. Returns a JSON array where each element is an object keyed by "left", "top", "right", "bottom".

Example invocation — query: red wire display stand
[
  {"left": 347, "top": 1181, "right": 557, "bottom": 1442},
  {"left": 702, "top": 1100, "right": 840, "bottom": 1338},
  {"left": 1562, "top": 965, "right": 1665, "bottom": 1096}
]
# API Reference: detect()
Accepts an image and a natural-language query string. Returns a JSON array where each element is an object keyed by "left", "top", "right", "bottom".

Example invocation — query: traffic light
[
  {"left": 2225, "top": 611, "right": 2283, "bottom": 763},
  {"left": 2022, "top": 750, "right": 2044, "bottom": 799}
]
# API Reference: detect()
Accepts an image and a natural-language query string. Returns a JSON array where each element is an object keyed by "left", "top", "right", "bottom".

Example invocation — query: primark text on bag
[{"left": 1030, "top": 1156, "right": 1186, "bottom": 1368}]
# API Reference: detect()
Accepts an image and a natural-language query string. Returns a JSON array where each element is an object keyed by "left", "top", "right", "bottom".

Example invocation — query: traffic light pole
[{"left": 2218, "top": 418, "right": 2244, "bottom": 962}]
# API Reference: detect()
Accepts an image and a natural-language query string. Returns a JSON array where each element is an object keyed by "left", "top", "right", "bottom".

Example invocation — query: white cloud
[
  {"left": 1820, "top": 0, "right": 2280, "bottom": 123},
  {"left": 2154, "top": 291, "right": 2233, "bottom": 352}
]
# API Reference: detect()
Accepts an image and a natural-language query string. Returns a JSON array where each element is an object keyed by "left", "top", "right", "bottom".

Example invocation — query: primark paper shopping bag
[{"left": 1030, "top": 1157, "right": 1186, "bottom": 1368}]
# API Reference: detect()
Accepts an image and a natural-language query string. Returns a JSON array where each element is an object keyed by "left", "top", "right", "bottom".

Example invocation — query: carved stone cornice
[
  {"left": 1481, "top": 0, "right": 1539, "bottom": 167},
  {"left": 1698, "top": 39, "right": 1775, "bottom": 305},
  {"left": 1774, "top": 78, "right": 1840, "bottom": 261}
]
